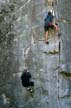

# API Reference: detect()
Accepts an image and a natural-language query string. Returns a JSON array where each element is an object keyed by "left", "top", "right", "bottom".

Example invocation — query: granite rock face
[
  {"left": 0, "top": 0, "right": 71, "bottom": 108},
  {"left": 57, "top": 0, "right": 71, "bottom": 108}
]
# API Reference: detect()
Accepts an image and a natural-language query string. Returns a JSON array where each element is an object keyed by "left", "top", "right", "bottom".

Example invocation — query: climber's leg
[
  {"left": 45, "top": 31, "right": 49, "bottom": 44},
  {"left": 28, "top": 81, "right": 34, "bottom": 93},
  {"left": 44, "top": 25, "right": 49, "bottom": 44}
]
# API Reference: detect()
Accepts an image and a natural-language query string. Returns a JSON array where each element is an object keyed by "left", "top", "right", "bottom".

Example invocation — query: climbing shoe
[
  {"left": 30, "top": 89, "right": 34, "bottom": 93},
  {"left": 27, "top": 88, "right": 31, "bottom": 91},
  {"left": 45, "top": 41, "right": 49, "bottom": 44}
]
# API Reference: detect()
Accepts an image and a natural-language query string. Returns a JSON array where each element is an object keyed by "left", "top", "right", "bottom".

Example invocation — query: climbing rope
[
  {"left": 44, "top": 2, "right": 64, "bottom": 108},
  {"left": 54, "top": 0, "right": 63, "bottom": 108},
  {"left": 46, "top": 1, "right": 62, "bottom": 107},
  {"left": 44, "top": 0, "right": 62, "bottom": 108}
]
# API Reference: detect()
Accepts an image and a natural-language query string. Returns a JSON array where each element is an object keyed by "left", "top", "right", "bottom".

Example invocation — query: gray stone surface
[
  {"left": 0, "top": 0, "right": 71, "bottom": 108},
  {"left": 57, "top": 0, "right": 71, "bottom": 108}
]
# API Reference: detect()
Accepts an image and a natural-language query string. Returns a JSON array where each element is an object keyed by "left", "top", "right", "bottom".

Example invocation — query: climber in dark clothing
[
  {"left": 44, "top": 11, "right": 59, "bottom": 44},
  {"left": 21, "top": 69, "right": 34, "bottom": 92}
]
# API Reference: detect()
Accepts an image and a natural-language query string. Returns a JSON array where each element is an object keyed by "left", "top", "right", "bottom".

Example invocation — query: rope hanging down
[
  {"left": 54, "top": 0, "right": 63, "bottom": 108},
  {"left": 46, "top": 1, "right": 62, "bottom": 108},
  {"left": 44, "top": 2, "right": 63, "bottom": 108}
]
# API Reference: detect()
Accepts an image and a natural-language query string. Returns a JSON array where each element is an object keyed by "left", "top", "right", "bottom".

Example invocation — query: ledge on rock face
[
  {"left": 48, "top": 50, "right": 59, "bottom": 55},
  {"left": 60, "top": 71, "right": 71, "bottom": 77},
  {"left": 59, "top": 88, "right": 70, "bottom": 98}
]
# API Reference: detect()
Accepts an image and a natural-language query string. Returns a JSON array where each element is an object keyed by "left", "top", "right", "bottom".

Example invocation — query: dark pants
[{"left": 22, "top": 81, "right": 34, "bottom": 88}]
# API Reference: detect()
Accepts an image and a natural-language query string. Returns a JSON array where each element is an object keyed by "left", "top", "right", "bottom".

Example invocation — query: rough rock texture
[
  {"left": 0, "top": 0, "right": 71, "bottom": 108},
  {"left": 57, "top": 0, "right": 71, "bottom": 108}
]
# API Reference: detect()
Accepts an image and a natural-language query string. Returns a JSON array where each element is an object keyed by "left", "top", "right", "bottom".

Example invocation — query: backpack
[{"left": 45, "top": 15, "right": 53, "bottom": 26}]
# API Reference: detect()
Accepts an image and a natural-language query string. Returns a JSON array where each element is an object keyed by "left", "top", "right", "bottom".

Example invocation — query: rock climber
[
  {"left": 21, "top": 68, "right": 34, "bottom": 93},
  {"left": 44, "top": 11, "right": 59, "bottom": 44}
]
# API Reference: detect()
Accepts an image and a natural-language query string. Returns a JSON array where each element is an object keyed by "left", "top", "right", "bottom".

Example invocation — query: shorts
[{"left": 44, "top": 23, "right": 54, "bottom": 32}]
